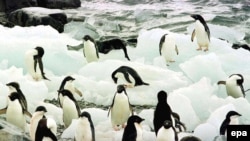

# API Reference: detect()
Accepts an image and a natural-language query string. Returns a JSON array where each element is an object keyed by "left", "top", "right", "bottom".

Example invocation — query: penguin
[
  {"left": 153, "top": 90, "right": 175, "bottom": 135},
  {"left": 108, "top": 85, "right": 133, "bottom": 131},
  {"left": 172, "top": 112, "right": 186, "bottom": 133},
  {"left": 0, "top": 92, "right": 27, "bottom": 131},
  {"left": 159, "top": 33, "right": 179, "bottom": 65},
  {"left": 5, "top": 82, "right": 32, "bottom": 117},
  {"left": 180, "top": 136, "right": 201, "bottom": 141},
  {"left": 191, "top": 14, "right": 210, "bottom": 51},
  {"left": 30, "top": 106, "right": 47, "bottom": 141},
  {"left": 58, "top": 76, "right": 83, "bottom": 107},
  {"left": 75, "top": 111, "right": 95, "bottom": 141},
  {"left": 156, "top": 120, "right": 178, "bottom": 141},
  {"left": 122, "top": 115, "right": 144, "bottom": 141},
  {"left": 25, "top": 46, "right": 50, "bottom": 81},
  {"left": 35, "top": 117, "right": 57, "bottom": 141},
  {"left": 220, "top": 111, "right": 241, "bottom": 136},
  {"left": 111, "top": 66, "right": 149, "bottom": 88},
  {"left": 217, "top": 74, "right": 246, "bottom": 98},
  {"left": 59, "top": 89, "right": 81, "bottom": 128},
  {"left": 82, "top": 35, "right": 99, "bottom": 63}
]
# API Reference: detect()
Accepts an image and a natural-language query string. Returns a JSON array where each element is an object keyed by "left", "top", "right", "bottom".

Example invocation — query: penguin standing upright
[
  {"left": 25, "top": 46, "right": 50, "bottom": 81},
  {"left": 218, "top": 74, "right": 247, "bottom": 98},
  {"left": 35, "top": 117, "right": 57, "bottom": 141},
  {"left": 59, "top": 89, "right": 81, "bottom": 128},
  {"left": 153, "top": 90, "right": 175, "bottom": 135},
  {"left": 75, "top": 111, "right": 95, "bottom": 141},
  {"left": 30, "top": 106, "right": 47, "bottom": 141},
  {"left": 111, "top": 66, "right": 149, "bottom": 87},
  {"left": 58, "top": 76, "right": 83, "bottom": 107},
  {"left": 220, "top": 111, "right": 241, "bottom": 136},
  {"left": 108, "top": 85, "right": 133, "bottom": 131},
  {"left": 82, "top": 35, "right": 99, "bottom": 63},
  {"left": 159, "top": 33, "right": 179, "bottom": 65},
  {"left": 191, "top": 14, "right": 210, "bottom": 51},
  {"left": 156, "top": 120, "right": 178, "bottom": 141},
  {"left": 122, "top": 115, "right": 144, "bottom": 141}
]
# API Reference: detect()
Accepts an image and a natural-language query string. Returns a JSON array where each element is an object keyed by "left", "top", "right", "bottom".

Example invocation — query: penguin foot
[
  {"left": 122, "top": 124, "right": 126, "bottom": 128},
  {"left": 204, "top": 48, "right": 209, "bottom": 52},
  {"left": 113, "top": 126, "right": 121, "bottom": 131},
  {"left": 196, "top": 48, "right": 202, "bottom": 51}
]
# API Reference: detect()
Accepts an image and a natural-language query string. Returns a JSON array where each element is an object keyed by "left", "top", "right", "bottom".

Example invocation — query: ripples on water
[{"left": 64, "top": 0, "right": 250, "bottom": 43}]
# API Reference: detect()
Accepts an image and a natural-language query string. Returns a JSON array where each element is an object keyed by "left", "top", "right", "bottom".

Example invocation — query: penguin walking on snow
[
  {"left": 220, "top": 111, "right": 241, "bottom": 136},
  {"left": 154, "top": 90, "right": 175, "bottom": 135},
  {"left": 218, "top": 74, "right": 248, "bottom": 98},
  {"left": 25, "top": 46, "right": 50, "bottom": 81},
  {"left": 122, "top": 115, "right": 144, "bottom": 141},
  {"left": 59, "top": 89, "right": 81, "bottom": 128},
  {"left": 75, "top": 111, "right": 95, "bottom": 141},
  {"left": 0, "top": 92, "right": 28, "bottom": 131},
  {"left": 58, "top": 76, "right": 83, "bottom": 107},
  {"left": 159, "top": 33, "right": 179, "bottom": 65},
  {"left": 156, "top": 120, "right": 178, "bottom": 141},
  {"left": 35, "top": 117, "right": 57, "bottom": 141},
  {"left": 111, "top": 66, "right": 149, "bottom": 88},
  {"left": 30, "top": 106, "right": 47, "bottom": 141},
  {"left": 82, "top": 35, "right": 99, "bottom": 63},
  {"left": 191, "top": 14, "right": 210, "bottom": 52},
  {"left": 108, "top": 85, "right": 134, "bottom": 131}
]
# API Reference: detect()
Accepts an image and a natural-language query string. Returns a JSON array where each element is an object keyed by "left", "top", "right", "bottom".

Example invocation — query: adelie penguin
[
  {"left": 25, "top": 46, "right": 50, "bottom": 81},
  {"left": 220, "top": 111, "right": 241, "bottom": 136},
  {"left": 156, "top": 120, "right": 178, "bottom": 141},
  {"left": 108, "top": 85, "right": 134, "bottom": 131},
  {"left": 58, "top": 76, "right": 83, "bottom": 107},
  {"left": 0, "top": 92, "right": 30, "bottom": 131},
  {"left": 218, "top": 74, "right": 249, "bottom": 98},
  {"left": 82, "top": 35, "right": 99, "bottom": 63},
  {"left": 122, "top": 115, "right": 144, "bottom": 141},
  {"left": 30, "top": 106, "right": 47, "bottom": 141},
  {"left": 159, "top": 33, "right": 179, "bottom": 65},
  {"left": 35, "top": 117, "right": 57, "bottom": 141},
  {"left": 153, "top": 90, "right": 175, "bottom": 135},
  {"left": 75, "top": 111, "right": 95, "bottom": 141},
  {"left": 59, "top": 89, "right": 81, "bottom": 128},
  {"left": 191, "top": 14, "right": 210, "bottom": 52},
  {"left": 111, "top": 66, "right": 149, "bottom": 88}
]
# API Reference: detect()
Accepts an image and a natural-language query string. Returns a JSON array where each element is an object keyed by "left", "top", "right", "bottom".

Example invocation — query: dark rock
[
  {"left": 8, "top": 7, "right": 67, "bottom": 33},
  {"left": 4, "top": 0, "right": 36, "bottom": 13},
  {"left": 232, "top": 43, "right": 250, "bottom": 52},
  {"left": 37, "top": 0, "right": 81, "bottom": 9}
]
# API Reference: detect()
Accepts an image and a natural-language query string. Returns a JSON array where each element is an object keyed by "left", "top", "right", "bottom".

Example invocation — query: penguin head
[
  {"left": 226, "top": 111, "right": 241, "bottom": 120},
  {"left": 127, "top": 115, "right": 144, "bottom": 125},
  {"left": 117, "top": 85, "right": 126, "bottom": 93},
  {"left": 58, "top": 89, "right": 73, "bottom": 97},
  {"left": 157, "top": 90, "right": 167, "bottom": 103},
  {"left": 83, "top": 35, "right": 94, "bottom": 42},
  {"left": 35, "top": 106, "right": 47, "bottom": 113},
  {"left": 34, "top": 46, "right": 44, "bottom": 58},
  {"left": 8, "top": 92, "right": 19, "bottom": 101},
  {"left": 64, "top": 76, "right": 75, "bottom": 82},
  {"left": 180, "top": 136, "right": 201, "bottom": 141},
  {"left": 191, "top": 14, "right": 205, "bottom": 22},
  {"left": 6, "top": 82, "right": 20, "bottom": 91},
  {"left": 228, "top": 74, "right": 244, "bottom": 84},
  {"left": 163, "top": 120, "right": 172, "bottom": 129},
  {"left": 80, "top": 111, "right": 92, "bottom": 122}
]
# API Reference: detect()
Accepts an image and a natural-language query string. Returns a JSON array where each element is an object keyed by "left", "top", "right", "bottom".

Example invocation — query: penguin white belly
[
  {"left": 6, "top": 100, "right": 26, "bottom": 130},
  {"left": 156, "top": 127, "right": 175, "bottom": 141},
  {"left": 25, "top": 50, "right": 42, "bottom": 80},
  {"left": 75, "top": 118, "right": 92, "bottom": 141},
  {"left": 135, "top": 123, "right": 143, "bottom": 141},
  {"left": 111, "top": 94, "right": 131, "bottom": 126},
  {"left": 42, "top": 137, "right": 54, "bottom": 141},
  {"left": 63, "top": 97, "right": 79, "bottom": 127},
  {"left": 230, "top": 116, "right": 239, "bottom": 125},
  {"left": 226, "top": 81, "right": 242, "bottom": 98},
  {"left": 195, "top": 22, "right": 209, "bottom": 46},
  {"left": 115, "top": 72, "right": 135, "bottom": 87},
  {"left": 30, "top": 113, "right": 44, "bottom": 141},
  {"left": 84, "top": 41, "right": 98, "bottom": 63},
  {"left": 161, "top": 41, "right": 176, "bottom": 62}
]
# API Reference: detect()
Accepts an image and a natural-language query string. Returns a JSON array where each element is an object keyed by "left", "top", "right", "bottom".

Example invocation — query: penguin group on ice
[{"left": 0, "top": 13, "right": 249, "bottom": 141}]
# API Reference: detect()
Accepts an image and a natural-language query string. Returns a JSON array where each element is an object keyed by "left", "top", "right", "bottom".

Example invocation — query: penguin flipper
[
  {"left": 24, "top": 110, "right": 32, "bottom": 118},
  {"left": 37, "top": 57, "right": 50, "bottom": 81},
  {"left": 159, "top": 34, "right": 167, "bottom": 55},
  {"left": 108, "top": 92, "right": 116, "bottom": 117},
  {"left": 74, "top": 88, "right": 83, "bottom": 97},
  {"left": 34, "top": 57, "right": 38, "bottom": 72},
  {"left": 175, "top": 45, "right": 179, "bottom": 55},
  {"left": 124, "top": 72, "right": 132, "bottom": 83},
  {"left": 191, "top": 30, "right": 196, "bottom": 42},
  {"left": 217, "top": 81, "right": 226, "bottom": 85},
  {"left": 0, "top": 108, "right": 7, "bottom": 115}
]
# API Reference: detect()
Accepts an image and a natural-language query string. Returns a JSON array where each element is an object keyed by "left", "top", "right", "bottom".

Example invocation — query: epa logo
[{"left": 227, "top": 125, "right": 249, "bottom": 141}]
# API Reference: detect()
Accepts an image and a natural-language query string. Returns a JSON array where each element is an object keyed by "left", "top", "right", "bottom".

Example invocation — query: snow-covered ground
[{"left": 0, "top": 22, "right": 250, "bottom": 141}]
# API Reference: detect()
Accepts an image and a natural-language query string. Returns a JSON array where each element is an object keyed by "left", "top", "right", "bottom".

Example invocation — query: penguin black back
[
  {"left": 154, "top": 90, "right": 173, "bottom": 135},
  {"left": 122, "top": 115, "right": 144, "bottom": 141},
  {"left": 220, "top": 111, "right": 241, "bottom": 135},
  {"left": 35, "top": 118, "right": 57, "bottom": 141},
  {"left": 80, "top": 111, "right": 95, "bottom": 141}
]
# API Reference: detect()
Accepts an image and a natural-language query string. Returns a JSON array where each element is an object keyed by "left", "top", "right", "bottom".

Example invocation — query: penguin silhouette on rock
[
  {"left": 108, "top": 85, "right": 134, "bottom": 131},
  {"left": 153, "top": 90, "right": 175, "bottom": 135}
]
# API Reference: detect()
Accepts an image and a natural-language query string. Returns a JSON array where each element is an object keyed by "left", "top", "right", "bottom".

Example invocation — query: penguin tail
[{"left": 217, "top": 81, "right": 226, "bottom": 85}]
